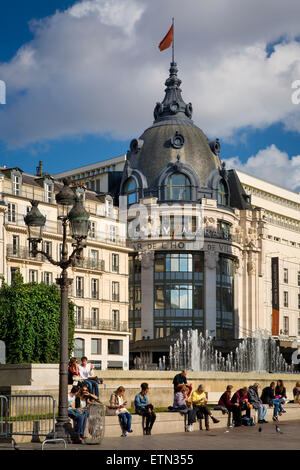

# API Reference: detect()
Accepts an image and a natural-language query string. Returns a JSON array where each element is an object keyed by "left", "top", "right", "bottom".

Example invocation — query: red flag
[{"left": 158, "top": 24, "right": 173, "bottom": 51}]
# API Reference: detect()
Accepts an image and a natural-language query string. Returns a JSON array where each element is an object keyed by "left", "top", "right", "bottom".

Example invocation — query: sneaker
[
  {"left": 127, "top": 429, "right": 133, "bottom": 433},
  {"left": 273, "top": 416, "right": 279, "bottom": 422},
  {"left": 281, "top": 409, "right": 287, "bottom": 413},
  {"left": 187, "top": 425, "right": 194, "bottom": 432},
  {"left": 205, "top": 426, "right": 210, "bottom": 431},
  {"left": 121, "top": 432, "right": 128, "bottom": 437}
]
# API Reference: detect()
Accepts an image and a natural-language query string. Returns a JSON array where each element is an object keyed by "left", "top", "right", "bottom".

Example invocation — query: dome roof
[{"left": 126, "top": 62, "right": 221, "bottom": 189}]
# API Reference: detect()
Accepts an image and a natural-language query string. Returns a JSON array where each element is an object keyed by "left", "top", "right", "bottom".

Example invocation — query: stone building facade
[{"left": 0, "top": 166, "right": 131, "bottom": 369}]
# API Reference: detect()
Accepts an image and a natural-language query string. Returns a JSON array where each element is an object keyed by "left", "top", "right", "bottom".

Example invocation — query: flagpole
[{"left": 172, "top": 17, "right": 175, "bottom": 63}]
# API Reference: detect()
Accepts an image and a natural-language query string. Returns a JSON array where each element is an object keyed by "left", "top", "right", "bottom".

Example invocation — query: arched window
[
  {"left": 218, "top": 179, "right": 229, "bottom": 206},
  {"left": 164, "top": 173, "right": 191, "bottom": 201},
  {"left": 123, "top": 178, "right": 137, "bottom": 205}
]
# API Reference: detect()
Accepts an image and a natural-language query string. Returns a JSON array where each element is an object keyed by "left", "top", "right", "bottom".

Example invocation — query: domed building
[{"left": 119, "top": 61, "right": 264, "bottom": 366}]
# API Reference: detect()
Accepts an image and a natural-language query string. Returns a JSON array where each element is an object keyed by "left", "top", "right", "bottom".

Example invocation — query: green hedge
[{"left": 0, "top": 271, "right": 75, "bottom": 363}]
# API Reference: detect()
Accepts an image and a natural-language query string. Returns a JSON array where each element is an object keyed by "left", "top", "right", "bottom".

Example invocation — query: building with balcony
[{"left": 0, "top": 166, "right": 132, "bottom": 369}]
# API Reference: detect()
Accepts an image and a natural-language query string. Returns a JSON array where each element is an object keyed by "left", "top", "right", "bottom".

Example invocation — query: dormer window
[
  {"left": 218, "top": 179, "right": 229, "bottom": 206},
  {"left": 164, "top": 172, "right": 191, "bottom": 201},
  {"left": 123, "top": 178, "right": 137, "bottom": 205},
  {"left": 12, "top": 171, "right": 22, "bottom": 196},
  {"left": 45, "top": 182, "right": 54, "bottom": 204}
]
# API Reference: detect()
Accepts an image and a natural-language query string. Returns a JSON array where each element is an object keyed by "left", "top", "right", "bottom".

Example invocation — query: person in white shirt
[
  {"left": 78, "top": 356, "right": 99, "bottom": 398},
  {"left": 67, "top": 385, "right": 87, "bottom": 439}
]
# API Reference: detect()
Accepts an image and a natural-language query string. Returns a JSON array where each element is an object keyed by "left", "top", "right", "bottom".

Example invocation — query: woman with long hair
[{"left": 108, "top": 386, "right": 133, "bottom": 437}]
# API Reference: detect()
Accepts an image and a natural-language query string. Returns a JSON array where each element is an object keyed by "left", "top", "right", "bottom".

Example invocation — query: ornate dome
[{"left": 125, "top": 62, "right": 221, "bottom": 193}]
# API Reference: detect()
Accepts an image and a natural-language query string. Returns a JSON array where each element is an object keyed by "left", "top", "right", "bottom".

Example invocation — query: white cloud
[
  {"left": 2, "top": 0, "right": 300, "bottom": 148},
  {"left": 224, "top": 144, "right": 300, "bottom": 192}
]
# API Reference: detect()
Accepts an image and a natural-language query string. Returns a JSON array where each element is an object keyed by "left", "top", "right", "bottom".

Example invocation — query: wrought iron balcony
[
  {"left": 74, "top": 258, "right": 105, "bottom": 271},
  {"left": 75, "top": 318, "right": 128, "bottom": 332},
  {"left": 6, "top": 245, "right": 43, "bottom": 261}
]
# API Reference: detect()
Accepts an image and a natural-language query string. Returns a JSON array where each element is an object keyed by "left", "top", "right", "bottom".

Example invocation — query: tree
[{"left": 0, "top": 271, "right": 75, "bottom": 363}]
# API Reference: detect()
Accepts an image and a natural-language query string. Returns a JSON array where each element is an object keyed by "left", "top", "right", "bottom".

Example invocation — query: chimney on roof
[{"left": 36, "top": 161, "right": 43, "bottom": 177}]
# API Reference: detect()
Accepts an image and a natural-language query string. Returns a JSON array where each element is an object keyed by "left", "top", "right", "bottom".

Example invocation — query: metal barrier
[{"left": 0, "top": 395, "right": 66, "bottom": 450}]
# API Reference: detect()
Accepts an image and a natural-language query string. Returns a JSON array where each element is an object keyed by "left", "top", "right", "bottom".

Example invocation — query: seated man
[
  {"left": 248, "top": 383, "right": 268, "bottom": 424},
  {"left": 261, "top": 382, "right": 275, "bottom": 406},
  {"left": 172, "top": 370, "right": 189, "bottom": 393},
  {"left": 134, "top": 382, "right": 156, "bottom": 435},
  {"left": 78, "top": 356, "right": 99, "bottom": 398},
  {"left": 191, "top": 384, "right": 220, "bottom": 431},
  {"left": 230, "top": 386, "right": 249, "bottom": 426}
]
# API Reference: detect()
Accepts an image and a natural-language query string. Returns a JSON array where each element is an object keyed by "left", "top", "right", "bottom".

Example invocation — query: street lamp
[{"left": 24, "top": 179, "right": 89, "bottom": 441}]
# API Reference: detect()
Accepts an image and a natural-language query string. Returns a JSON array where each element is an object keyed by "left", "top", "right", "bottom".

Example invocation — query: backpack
[{"left": 241, "top": 416, "right": 255, "bottom": 426}]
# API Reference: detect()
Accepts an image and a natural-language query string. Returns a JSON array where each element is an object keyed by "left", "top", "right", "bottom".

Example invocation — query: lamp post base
[{"left": 54, "top": 420, "right": 82, "bottom": 444}]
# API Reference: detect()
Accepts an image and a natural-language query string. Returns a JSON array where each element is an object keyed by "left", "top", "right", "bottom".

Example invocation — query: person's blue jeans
[
  {"left": 68, "top": 408, "right": 86, "bottom": 436},
  {"left": 119, "top": 412, "right": 132, "bottom": 431},
  {"left": 272, "top": 398, "right": 283, "bottom": 418},
  {"left": 258, "top": 404, "right": 267, "bottom": 421},
  {"left": 83, "top": 379, "right": 99, "bottom": 398}
]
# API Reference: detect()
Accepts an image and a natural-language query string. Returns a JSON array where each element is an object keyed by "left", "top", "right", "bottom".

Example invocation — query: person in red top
[
  {"left": 218, "top": 385, "right": 241, "bottom": 427},
  {"left": 230, "top": 386, "right": 249, "bottom": 427}
]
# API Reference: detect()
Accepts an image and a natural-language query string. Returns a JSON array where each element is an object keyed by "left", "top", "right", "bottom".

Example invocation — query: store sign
[{"left": 271, "top": 257, "right": 280, "bottom": 336}]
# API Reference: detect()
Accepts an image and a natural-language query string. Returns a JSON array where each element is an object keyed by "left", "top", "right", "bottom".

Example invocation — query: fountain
[{"left": 170, "top": 329, "right": 295, "bottom": 373}]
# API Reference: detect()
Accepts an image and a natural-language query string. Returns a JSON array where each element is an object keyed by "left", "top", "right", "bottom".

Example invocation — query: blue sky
[{"left": 1, "top": 0, "right": 300, "bottom": 190}]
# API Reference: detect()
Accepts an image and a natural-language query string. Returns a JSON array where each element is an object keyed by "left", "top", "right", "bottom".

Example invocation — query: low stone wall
[{"left": 1, "top": 365, "right": 300, "bottom": 409}]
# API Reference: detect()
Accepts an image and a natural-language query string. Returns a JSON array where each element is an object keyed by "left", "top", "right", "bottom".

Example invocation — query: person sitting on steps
[
  {"left": 134, "top": 382, "right": 156, "bottom": 435},
  {"left": 191, "top": 384, "right": 220, "bottom": 431}
]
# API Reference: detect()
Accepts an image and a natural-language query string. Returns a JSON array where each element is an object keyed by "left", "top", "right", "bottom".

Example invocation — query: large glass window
[
  {"left": 216, "top": 256, "right": 234, "bottom": 339},
  {"left": 154, "top": 252, "right": 204, "bottom": 338},
  {"left": 123, "top": 178, "right": 137, "bottom": 205},
  {"left": 164, "top": 173, "right": 191, "bottom": 201}
]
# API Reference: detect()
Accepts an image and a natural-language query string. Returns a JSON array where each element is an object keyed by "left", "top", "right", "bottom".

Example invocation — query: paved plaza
[{"left": 0, "top": 420, "right": 299, "bottom": 451}]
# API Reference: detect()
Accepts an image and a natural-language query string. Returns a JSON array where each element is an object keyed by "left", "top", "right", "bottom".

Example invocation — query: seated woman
[
  {"left": 293, "top": 382, "right": 300, "bottom": 403},
  {"left": 68, "top": 357, "right": 81, "bottom": 385},
  {"left": 218, "top": 385, "right": 241, "bottom": 426},
  {"left": 231, "top": 387, "right": 249, "bottom": 426},
  {"left": 275, "top": 380, "right": 287, "bottom": 404},
  {"left": 191, "top": 384, "right": 220, "bottom": 431},
  {"left": 67, "top": 385, "right": 86, "bottom": 440},
  {"left": 171, "top": 384, "right": 197, "bottom": 432},
  {"left": 107, "top": 386, "right": 133, "bottom": 437},
  {"left": 134, "top": 382, "right": 156, "bottom": 435}
]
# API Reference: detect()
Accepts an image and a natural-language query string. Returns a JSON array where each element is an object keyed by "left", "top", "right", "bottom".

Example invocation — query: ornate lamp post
[{"left": 24, "top": 179, "right": 89, "bottom": 440}]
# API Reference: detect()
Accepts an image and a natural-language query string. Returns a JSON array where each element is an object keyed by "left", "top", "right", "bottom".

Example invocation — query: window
[
  {"left": 112, "top": 254, "right": 119, "bottom": 273},
  {"left": 89, "top": 221, "right": 96, "bottom": 239},
  {"left": 12, "top": 235, "right": 19, "bottom": 255},
  {"left": 74, "top": 338, "right": 85, "bottom": 358},
  {"left": 108, "top": 339, "right": 123, "bottom": 355},
  {"left": 43, "top": 241, "right": 52, "bottom": 257},
  {"left": 284, "top": 291, "right": 288, "bottom": 308},
  {"left": 164, "top": 173, "right": 191, "bottom": 201},
  {"left": 123, "top": 178, "right": 137, "bottom": 205},
  {"left": 112, "top": 310, "right": 119, "bottom": 329},
  {"left": 298, "top": 317, "right": 300, "bottom": 336},
  {"left": 45, "top": 183, "right": 53, "bottom": 203},
  {"left": 91, "top": 278, "right": 99, "bottom": 299},
  {"left": 283, "top": 268, "right": 288, "bottom": 284},
  {"left": 283, "top": 316, "right": 289, "bottom": 336},
  {"left": 106, "top": 197, "right": 113, "bottom": 217},
  {"left": 75, "top": 306, "right": 84, "bottom": 328},
  {"left": 12, "top": 174, "right": 21, "bottom": 195},
  {"left": 298, "top": 272, "right": 300, "bottom": 287},
  {"left": 110, "top": 225, "right": 116, "bottom": 243},
  {"left": 7, "top": 203, "right": 16, "bottom": 223},
  {"left": 91, "top": 338, "right": 101, "bottom": 355},
  {"left": 217, "top": 220, "right": 231, "bottom": 240},
  {"left": 298, "top": 294, "right": 300, "bottom": 310},
  {"left": 10, "top": 267, "right": 19, "bottom": 285},
  {"left": 218, "top": 179, "right": 229, "bottom": 206},
  {"left": 112, "top": 282, "right": 120, "bottom": 301},
  {"left": 44, "top": 272, "right": 52, "bottom": 285},
  {"left": 91, "top": 308, "right": 99, "bottom": 328},
  {"left": 76, "top": 277, "right": 84, "bottom": 298},
  {"left": 29, "top": 270, "right": 38, "bottom": 283},
  {"left": 90, "top": 249, "right": 98, "bottom": 268}
]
